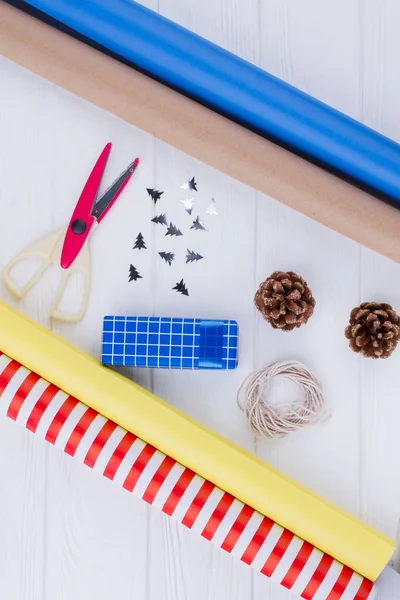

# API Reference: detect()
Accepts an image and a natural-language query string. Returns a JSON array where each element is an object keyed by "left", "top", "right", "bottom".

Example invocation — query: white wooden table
[{"left": 1, "top": 0, "right": 400, "bottom": 598}]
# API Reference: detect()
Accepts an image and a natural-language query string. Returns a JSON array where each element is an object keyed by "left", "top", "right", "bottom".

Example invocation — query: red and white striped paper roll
[{"left": 0, "top": 352, "right": 376, "bottom": 600}]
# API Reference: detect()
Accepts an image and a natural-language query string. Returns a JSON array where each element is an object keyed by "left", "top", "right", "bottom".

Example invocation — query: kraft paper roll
[
  {"left": 2, "top": 3, "right": 400, "bottom": 266},
  {"left": 0, "top": 301, "right": 394, "bottom": 581},
  {"left": 24, "top": 0, "right": 400, "bottom": 204},
  {"left": 0, "top": 350, "right": 376, "bottom": 600}
]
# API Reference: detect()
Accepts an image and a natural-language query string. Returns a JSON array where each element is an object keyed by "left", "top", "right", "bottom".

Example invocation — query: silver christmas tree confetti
[
  {"left": 205, "top": 198, "right": 218, "bottom": 216},
  {"left": 180, "top": 177, "right": 198, "bottom": 192},
  {"left": 133, "top": 232, "right": 147, "bottom": 249},
  {"left": 159, "top": 251, "right": 175, "bottom": 266},
  {"left": 151, "top": 213, "right": 168, "bottom": 226},
  {"left": 186, "top": 249, "right": 203, "bottom": 263},
  {"left": 190, "top": 216, "right": 208, "bottom": 231},
  {"left": 128, "top": 264, "right": 142, "bottom": 282},
  {"left": 181, "top": 197, "right": 194, "bottom": 215},
  {"left": 166, "top": 222, "right": 183, "bottom": 237},
  {"left": 147, "top": 188, "right": 164, "bottom": 204},
  {"left": 173, "top": 279, "right": 189, "bottom": 296}
]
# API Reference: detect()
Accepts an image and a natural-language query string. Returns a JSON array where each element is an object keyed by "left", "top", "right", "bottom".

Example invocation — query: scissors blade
[
  {"left": 92, "top": 157, "right": 140, "bottom": 222},
  {"left": 60, "top": 142, "right": 112, "bottom": 269}
]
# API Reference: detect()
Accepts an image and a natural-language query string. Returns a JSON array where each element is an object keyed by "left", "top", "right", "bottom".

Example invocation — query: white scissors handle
[
  {"left": 2, "top": 228, "right": 91, "bottom": 322},
  {"left": 2, "top": 148, "right": 139, "bottom": 323}
]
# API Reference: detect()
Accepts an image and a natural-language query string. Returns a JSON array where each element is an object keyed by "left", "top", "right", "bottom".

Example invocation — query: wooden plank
[
  {"left": 357, "top": 0, "right": 400, "bottom": 558},
  {"left": 47, "top": 90, "right": 156, "bottom": 599},
  {"left": 149, "top": 0, "right": 259, "bottom": 597},
  {"left": 0, "top": 59, "right": 55, "bottom": 600},
  {"left": 254, "top": 1, "right": 364, "bottom": 597},
  {"left": 0, "top": 56, "right": 154, "bottom": 598}
]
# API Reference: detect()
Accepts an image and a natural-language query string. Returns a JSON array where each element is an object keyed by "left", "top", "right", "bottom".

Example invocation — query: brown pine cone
[
  {"left": 345, "top": 302, "right": 400, "bottom": 359},
  {"left": 254, "top": 271, "right": 315, "bottom": 331}
]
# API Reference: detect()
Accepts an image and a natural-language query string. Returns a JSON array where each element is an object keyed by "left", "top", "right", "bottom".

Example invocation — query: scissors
[{"left": 2, "top": 143, "right": 139, "bottom": 322}]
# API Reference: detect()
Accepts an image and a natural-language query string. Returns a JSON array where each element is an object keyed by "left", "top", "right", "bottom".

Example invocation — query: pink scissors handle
[{"left": 60, "top": 143, "right": 112, "bottom": 269}]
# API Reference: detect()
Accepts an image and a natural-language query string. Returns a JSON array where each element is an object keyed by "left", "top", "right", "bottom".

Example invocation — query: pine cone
[
  {"left": 345, "top": 302, "right": 400, "bottom": 359},
  {"left": 254, "top": 271, "right": 315, "bottom": 331}
]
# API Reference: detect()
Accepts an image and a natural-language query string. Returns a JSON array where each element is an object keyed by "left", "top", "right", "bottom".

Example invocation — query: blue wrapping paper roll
[{"left": 21, "top": 0, "right": 400, "bottom": 204}]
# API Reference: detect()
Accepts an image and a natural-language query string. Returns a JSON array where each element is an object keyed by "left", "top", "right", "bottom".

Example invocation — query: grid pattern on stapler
[{"left": 102, "top": 317, "right": 238, "bottom": 370}]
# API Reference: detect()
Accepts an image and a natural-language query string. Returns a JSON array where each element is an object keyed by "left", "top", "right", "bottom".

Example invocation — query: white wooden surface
[{"left": 1, "top": 0, "right": 400, "bottom": 598}]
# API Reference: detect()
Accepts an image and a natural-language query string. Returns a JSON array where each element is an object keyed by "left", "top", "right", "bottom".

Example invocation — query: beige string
[{"left": 237, "top": 361, "right": 327, "bottom": 438}]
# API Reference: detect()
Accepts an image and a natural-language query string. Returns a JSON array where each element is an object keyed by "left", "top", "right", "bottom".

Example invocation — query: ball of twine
[{"left": 237, "top": 361, "right": 327, "bottom": 438}]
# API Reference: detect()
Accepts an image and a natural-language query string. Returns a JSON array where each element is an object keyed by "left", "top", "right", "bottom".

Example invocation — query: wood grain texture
[
  {"left": 359, "top": 0, "right": 400, "bottom": 556},
  {"left": 0, "top": 0, "right": 400, "bottom": 598}
]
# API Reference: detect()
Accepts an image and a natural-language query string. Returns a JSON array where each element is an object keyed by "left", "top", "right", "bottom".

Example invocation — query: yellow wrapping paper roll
[{"left": 0, "top": 301, "right": 394, "bottom": 580}]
